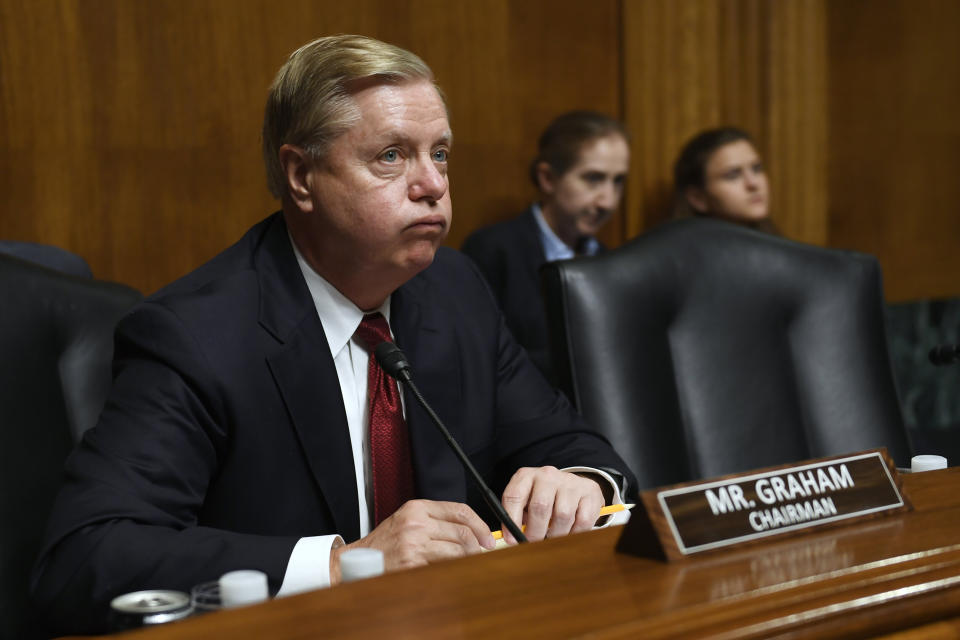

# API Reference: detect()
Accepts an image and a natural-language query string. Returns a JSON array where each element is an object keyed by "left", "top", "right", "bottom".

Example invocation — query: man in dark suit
[
  {"left": 462, "top": 111, "right": 630, "bottom": 383},
  {"left": 31, "top": 35, "right": 634, "bottom": 634}
]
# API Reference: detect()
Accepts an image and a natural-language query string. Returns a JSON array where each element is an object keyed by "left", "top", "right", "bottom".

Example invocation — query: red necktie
[{"left": 355, "top": 313, "right": 415, "bottom": 525}]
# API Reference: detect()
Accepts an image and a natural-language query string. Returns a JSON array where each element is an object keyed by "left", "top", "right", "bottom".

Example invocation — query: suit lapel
[
  {"left": 256, "top": 214, "right": 360, "bottom": 541},
  {"left": 392, "top": 272, "right": 467, "bottom": 504}
]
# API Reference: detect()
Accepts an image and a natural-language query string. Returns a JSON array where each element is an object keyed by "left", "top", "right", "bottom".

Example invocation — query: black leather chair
[
  {"left": 0, "top": 240, "right": 93, "bottom": 278},
  {"left": 541, "top": 217, "right": 912, "bottom": 491},
  {"left": 0, "top": 254, "right": 141, "bottom": 638}
]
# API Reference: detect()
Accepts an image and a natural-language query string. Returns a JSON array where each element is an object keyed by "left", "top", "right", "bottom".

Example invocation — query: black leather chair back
[
  {"left": 0, "top": 255, "right": 141, "bottom": 638},
  {"left": 0, "top": 240, "right": 93, "bottom": 278},
  {"left": 541, "top": 217, "right": 912, "bottom": 491}
]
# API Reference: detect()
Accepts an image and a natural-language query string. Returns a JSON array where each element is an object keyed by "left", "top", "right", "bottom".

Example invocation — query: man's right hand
[{"left": 329, "top": 500, "right": 495, "bottom": 584}]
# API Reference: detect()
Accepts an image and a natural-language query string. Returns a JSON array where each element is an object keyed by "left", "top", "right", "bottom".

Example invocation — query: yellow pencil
[{"left": 491, "top": 503, "right": 635, "bottom": 540}]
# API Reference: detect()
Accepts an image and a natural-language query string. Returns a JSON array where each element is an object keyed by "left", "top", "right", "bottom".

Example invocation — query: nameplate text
[{"left": 617, "top": 449, "right": 910, "bottom": 561}]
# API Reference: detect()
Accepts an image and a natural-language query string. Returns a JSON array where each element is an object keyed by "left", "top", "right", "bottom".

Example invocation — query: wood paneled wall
[
  {"left": 621, "top": 0, "right": 828, "bottom": 244},
  {"left": 827, "top": 0, "right": 960, "bottom": 301},
  {"left": 0, "top": 0, "right": 620, "bottom": 294},
  {"left": 1, "top": 0, "right": 958, "bottom": 301}
]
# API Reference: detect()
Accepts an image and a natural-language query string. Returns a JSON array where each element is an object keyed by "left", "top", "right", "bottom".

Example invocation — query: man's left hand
[{"left": 500, "top": 466, "right": 604, "bottom": 544}]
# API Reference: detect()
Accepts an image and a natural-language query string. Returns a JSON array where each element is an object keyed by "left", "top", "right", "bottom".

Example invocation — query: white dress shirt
[{"left": 531, "top": 202, "right": 601, "bottom": 260}]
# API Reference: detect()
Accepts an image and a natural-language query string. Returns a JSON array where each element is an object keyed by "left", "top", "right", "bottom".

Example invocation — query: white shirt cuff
[
  {"left": 276, "top": 534, "right": 343, "bottom": 597},
  {"left": 561, "top": 466, "right": 631, "bottom": 526}
]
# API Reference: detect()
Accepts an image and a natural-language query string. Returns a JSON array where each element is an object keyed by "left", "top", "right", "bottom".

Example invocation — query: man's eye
[
  {"left": 381, "top": 149, "right": 400, "bottom": 162},
  {"left": 432, "top": 149, "right": 448, "bottom": 162},
  {"left": 583, "top": 173, "right": 604, "bottom": 185}
]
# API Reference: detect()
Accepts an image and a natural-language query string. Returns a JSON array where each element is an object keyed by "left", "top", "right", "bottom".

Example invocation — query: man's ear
[
  {"left": 685, "top": 186, "right": 709, "bottom": 213},
  {"left": 278, "top": 144, "right": 315, "bottom": 213},
  {"left": 535, "top": 161, "right": 557, "bottom": 195}
]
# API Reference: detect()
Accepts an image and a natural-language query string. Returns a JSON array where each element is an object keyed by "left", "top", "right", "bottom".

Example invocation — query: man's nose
[{"left": 409, "top": 156, "right": 447, "bottom": 202}]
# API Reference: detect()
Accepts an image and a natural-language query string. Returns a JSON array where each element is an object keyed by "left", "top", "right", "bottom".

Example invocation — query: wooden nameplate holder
[{"left": 617, "top": 448, "right": 911, "bottom": 561}]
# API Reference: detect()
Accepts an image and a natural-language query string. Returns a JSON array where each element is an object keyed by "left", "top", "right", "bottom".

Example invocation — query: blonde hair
[{"left": 262, "top": 35, "right": 437, "bottom": 198}]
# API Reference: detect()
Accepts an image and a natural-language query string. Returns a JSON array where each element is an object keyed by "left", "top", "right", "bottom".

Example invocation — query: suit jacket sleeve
[
  {"left": 401, "top": 249, "right": 636, "bottom": 516},
  {"left": 30, "top": 302, "right": 298, "bottom": 635},
  {"left": 483, "top": 268, "right": 633, "bottom": 491}
]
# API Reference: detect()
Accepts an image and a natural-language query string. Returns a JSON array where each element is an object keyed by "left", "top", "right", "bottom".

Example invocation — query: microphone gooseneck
[{"left": 374, "top": 342, "right": 528, "bottom": 544}]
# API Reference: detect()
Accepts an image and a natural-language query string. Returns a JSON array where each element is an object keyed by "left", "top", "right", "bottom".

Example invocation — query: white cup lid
[
  {"left": 911, "top": 454, "right": 948, "bottom": 472},
  {"left": 340, "top": 548, "right": 384, "bottom": 582},
  {"left": 219, "top": 570, "right": 268, "bottom": 608}
]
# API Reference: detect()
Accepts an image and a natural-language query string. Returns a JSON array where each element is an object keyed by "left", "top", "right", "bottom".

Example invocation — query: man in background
[{"left": 462, "top": 112, "right": 630, "bottom": 383}]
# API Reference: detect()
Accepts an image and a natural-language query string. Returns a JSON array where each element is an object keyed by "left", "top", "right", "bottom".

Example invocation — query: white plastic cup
[
  {"left": 218, "top": 570, "right": 269, "bottom": 608},
  {"left": 340, "top": 548, "right": 384, "bottom": 583},
  {"left": 911, "top": 454, "right": 948, "bottom": 473}
]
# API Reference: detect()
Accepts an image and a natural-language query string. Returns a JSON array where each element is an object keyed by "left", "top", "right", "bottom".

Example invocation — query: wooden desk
[{"left": 115, "top": 467, "right": 960, "bottom": 639}]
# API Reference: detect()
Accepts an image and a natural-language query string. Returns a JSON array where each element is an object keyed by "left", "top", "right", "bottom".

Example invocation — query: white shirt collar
[
  {"left": 288, "top": 234, "right": 391, "bottom": 356},
  {"left": 531, "top": 202, "right": 600, "bottom": 261}
]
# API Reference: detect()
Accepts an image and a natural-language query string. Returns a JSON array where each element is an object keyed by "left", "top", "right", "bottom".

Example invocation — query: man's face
[
  {"left": 542, "top": 134, "right": 630, "bottom": 244},
  {"left": 305, "top": 79, "right": 452, "bottom": 289}
]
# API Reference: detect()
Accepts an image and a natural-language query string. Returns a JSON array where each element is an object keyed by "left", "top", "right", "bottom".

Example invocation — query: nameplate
[{"left": 617, "top": 449, "right": 911, "bottom": 561}]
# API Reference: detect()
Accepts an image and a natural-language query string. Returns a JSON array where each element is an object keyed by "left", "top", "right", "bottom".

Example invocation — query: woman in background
[{"left": 672, "top": 127, "right": 776, "bottom": 233}]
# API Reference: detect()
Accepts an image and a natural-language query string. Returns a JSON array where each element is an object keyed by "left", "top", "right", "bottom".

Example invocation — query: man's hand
[
  {"left": 330, "top": 500, "right": 495, "bottom": 584},
  {"left": 500, "top": 466, "right": 605, "bottom": 544}
]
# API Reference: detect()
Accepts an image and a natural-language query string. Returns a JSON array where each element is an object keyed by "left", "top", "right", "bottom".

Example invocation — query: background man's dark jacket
[{"left": 461, "top": 207, "right": 605, "bottom": 384}]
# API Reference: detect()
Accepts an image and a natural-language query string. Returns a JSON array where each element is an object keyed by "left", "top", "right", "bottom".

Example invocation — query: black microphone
[
  {"left": 929, "top": 343, "right": 960, "bottom": 366},
  {"left": 374, "top": 341, "right": 528, "bottom": 544}
]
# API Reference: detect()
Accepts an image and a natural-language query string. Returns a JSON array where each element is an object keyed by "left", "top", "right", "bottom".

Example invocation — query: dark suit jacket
[
  {"left": 461, "top": 208, "right": 605, "bottom": 384},
  {"left": 31, "top": 212, "right": 632, "bottom": 634}
]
